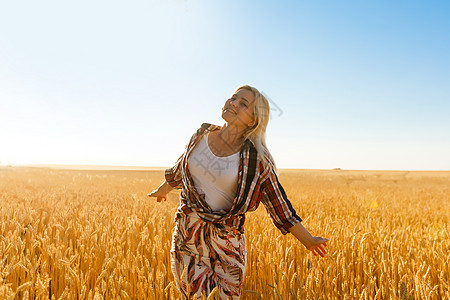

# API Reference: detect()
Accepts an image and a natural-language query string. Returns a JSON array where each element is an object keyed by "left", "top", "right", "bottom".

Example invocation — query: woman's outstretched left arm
[{"left": 289, "top": 222, "right": 329, "bottom": 257}]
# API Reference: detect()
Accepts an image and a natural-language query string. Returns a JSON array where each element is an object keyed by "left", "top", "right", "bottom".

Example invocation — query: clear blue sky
[{"left": 1, "top": 0, "right": 449, "bottom": 170}]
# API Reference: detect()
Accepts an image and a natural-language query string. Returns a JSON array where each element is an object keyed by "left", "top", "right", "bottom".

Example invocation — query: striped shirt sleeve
[
  {"left": 164, "top": 129, "right": 202, "bottom": 189},
  {"left": 261, "top": 169, "right": 302, "bottom": 235},
  {"left": 164, "top": 153, "right": 184, "bottom": 189}
]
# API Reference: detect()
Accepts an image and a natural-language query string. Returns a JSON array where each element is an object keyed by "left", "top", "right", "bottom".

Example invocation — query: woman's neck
[{"left": 217, "top": 124, "right": 246, "bottom": 147}]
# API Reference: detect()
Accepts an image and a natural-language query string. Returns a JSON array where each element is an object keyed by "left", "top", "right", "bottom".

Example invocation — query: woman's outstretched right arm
[{"left": 148, "top": 180, "right": 174, "bottom": 202}]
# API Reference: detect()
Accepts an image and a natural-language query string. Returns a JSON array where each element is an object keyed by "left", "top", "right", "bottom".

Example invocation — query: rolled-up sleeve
[
  {"left": 261, "top": 169, "right": 302, "bottom": 235},
  {"left": 164, "top": 130, "right": 201, "bottom": 190},
  {"left": 165, "top": 153, "right": 184, "bottom": 189}
]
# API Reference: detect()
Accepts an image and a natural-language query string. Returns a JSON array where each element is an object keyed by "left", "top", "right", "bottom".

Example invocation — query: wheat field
[{"left": 0, "top": 166, "right": 448, "bottom": 299}]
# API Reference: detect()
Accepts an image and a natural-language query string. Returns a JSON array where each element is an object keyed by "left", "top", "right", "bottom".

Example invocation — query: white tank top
[{"left": 188, "top": 132, "right": 240, "bottom": 211}]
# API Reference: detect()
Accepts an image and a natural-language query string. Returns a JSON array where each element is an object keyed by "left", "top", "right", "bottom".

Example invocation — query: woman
[{"left": 148, "top": 85, "right": 329, "bottom": 299}]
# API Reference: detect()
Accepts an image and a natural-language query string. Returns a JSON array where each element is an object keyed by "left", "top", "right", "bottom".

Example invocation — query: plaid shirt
[{"left": 165, "top": 123, "right": 302, "bottom": 235}]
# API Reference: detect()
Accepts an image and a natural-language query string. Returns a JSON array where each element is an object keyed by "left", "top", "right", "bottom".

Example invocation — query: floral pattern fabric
[{"left": 170, "top": 212, "right": 246, "bottom": 299}]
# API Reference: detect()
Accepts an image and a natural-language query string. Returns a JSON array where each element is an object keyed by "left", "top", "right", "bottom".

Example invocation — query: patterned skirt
[{"left": 170, "top": 211, "right": 247, "bottom": 299}]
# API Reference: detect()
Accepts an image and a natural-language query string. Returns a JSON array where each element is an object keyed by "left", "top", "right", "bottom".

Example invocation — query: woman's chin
[{"left": 221, "top": 113, "right": 234, "bottom": 123}]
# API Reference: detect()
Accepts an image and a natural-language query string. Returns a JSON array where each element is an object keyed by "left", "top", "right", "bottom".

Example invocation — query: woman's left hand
[
  {"left": 288, "top": 222, "right": 329, "bottom": 257},
  {"left": 305, "top": 236, "right": 329, "bottom": 257}
]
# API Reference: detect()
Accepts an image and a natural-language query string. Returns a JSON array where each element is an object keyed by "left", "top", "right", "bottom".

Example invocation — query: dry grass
[{"left": 0, "top": 166, "right": 448, "bottom": 299}]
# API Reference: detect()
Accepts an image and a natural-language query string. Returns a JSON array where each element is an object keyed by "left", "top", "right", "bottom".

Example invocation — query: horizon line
[{"left": 1, "top": 164, "right": 449, "bottom": 172}]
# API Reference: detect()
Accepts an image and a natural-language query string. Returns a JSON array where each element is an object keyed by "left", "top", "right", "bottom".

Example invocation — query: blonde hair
[{"left": 235, "top": 85, "right": 277, "bottom": 173}]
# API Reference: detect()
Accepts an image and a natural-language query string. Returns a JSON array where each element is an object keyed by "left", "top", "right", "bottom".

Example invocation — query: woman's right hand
[
  {"left": 148, "top": 180, "right": 174, "bottom": 202},
  {"left": 147, "top": 189, "right": 168, "bottom": 202}
]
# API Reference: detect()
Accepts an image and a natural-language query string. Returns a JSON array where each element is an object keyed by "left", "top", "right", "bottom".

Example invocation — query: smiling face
[{"left": 221, "top": 88, "right": 256, "bottom": 129}]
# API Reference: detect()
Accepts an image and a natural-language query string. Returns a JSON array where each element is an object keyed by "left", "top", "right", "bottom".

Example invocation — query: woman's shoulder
[
  {"left": 193, "top": 123, "right": 221, "bottom": 137},
  {"left": 187, "top": 123, "right": 221, "bottom": 144},
  {"left": 199, "top": 123, "right": 221, "bottom": 131}
]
